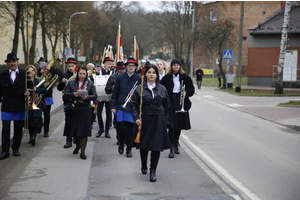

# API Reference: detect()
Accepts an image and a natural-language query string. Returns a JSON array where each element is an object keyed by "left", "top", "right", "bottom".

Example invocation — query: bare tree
[
  {"left": 274, "top": 1, "right": 291, "bottom": 94},
  {"left": 199, "top": 19, "right": 237, "bottom": 88}
]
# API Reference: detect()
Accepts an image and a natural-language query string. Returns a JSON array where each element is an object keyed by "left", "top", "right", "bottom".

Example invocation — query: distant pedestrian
[
  {"left": 195, "top": 66, "right": 203, "bottom": 89},
  {"left": 216, "top": 68, "right": 222, "bottom": 87},
  {"left": 156, "top": 60, "right": 167, "bottom": 80}
]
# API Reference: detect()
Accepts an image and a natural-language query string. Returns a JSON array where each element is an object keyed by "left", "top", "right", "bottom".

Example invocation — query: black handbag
[{"left": 65, "top": 99, "right": 76, "bottom": 112}]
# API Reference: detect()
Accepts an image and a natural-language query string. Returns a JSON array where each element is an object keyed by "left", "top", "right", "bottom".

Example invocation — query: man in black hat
[
  {"left": 57, "top": 57, "right": 77, "bottom": 148},
  {"left": 111, "top": 57, "right": 141, "bottom": 157},
  {"left": 105, "top": 61, "right": 126, "bottom": 144},
  {"left": 96, "top": 57, "right": 114, "bottom": 138},
  {"left": 37, "top": 57, "right": 62, "bottom": 137},
  {"left": 0, "top": 53, "right": 27, "bottom": 159}
]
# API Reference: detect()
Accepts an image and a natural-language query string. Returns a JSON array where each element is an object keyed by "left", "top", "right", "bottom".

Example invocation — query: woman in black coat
[
  {"left": 160, "top": 58, "right": 195, "bottom": 158},
  {"left": 131, "top": 65, "right": 170, "bottom": 182},
  {"left": 63, "top": 66, "right": 97, "bottom": 160}
]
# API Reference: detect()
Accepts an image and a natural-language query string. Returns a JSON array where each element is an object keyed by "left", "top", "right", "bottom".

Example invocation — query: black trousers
[
  {"left": 1, "top": 120, "right": 23, "bottom": 152},
  {"left": 91, "top": 107, "right": 96, "bottom": 125},
  {"left": 29, "top": 126, "right": 39, "bottom": 139},
  {"left": 168, "top": 128, "right": 181, "bottom": 146},
  {"left": 140, "top": 149, "right": 160, "bottom": 170},
  {"left": 97, "top": 101, "right": 112, "bottom": 132},
  {"left": 64, "top": 108, "right": 72, "bottom": 143},
  {"left": 43, "top": 105, "right": 51, "bottom": 133},
  {"left": 118, "top": 121, "right": 136, "bottom": 153},
  {"left": 218, "top": 78, "right": 221, "bottom": 87}
]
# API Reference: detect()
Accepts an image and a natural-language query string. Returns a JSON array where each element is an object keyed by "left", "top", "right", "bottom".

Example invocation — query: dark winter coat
[
  {"left": 111, "top": 72, "right": 141, "bottom": 112},
  {"left": 160, "top": 73, "right": 195, "bottom": 111},
  {"left": 0, "top": 68, "right": 27, "bottom": 112},
  {"left": 130, "top": 83, "right": 170, "bottom": 122}
]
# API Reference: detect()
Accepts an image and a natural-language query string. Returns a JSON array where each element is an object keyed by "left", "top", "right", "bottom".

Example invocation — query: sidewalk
[
  {"left": 0, "top": 87, "right": 64, "bottom": 147},
  {"left": 196, "top": 85, "right": 300, "bottom": 130}
]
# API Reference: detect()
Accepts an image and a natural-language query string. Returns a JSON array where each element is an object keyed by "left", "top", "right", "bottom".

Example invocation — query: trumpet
[
  {"left": 122, "top": 81, "right": 138, "bottom": 109},
  {"left": 176, "top": 80, "right": 187, "bottom": 113},
  {"left": 24, "top": 70, "right": 40, "bottom": 136}
]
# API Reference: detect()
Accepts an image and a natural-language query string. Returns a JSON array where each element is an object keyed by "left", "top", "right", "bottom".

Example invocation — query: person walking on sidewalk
[
  {"left": 57, "top": 57, "right": 77, "bottom": 148},
  {"left": 131, "top": 65, "right": 170, "bottom": 182},
  {"left": 160, "top": 58, "right": 195, "bottom": 158},
  {"left": 96, "top": 57, "right": 113, "bottom": 138},
  {"left": 111, "top": 57, "right": 141, "bottom": 158},
  {"left": 25, "top": 65, "right": 47, "bottom": 146},
  {"left": 63, "top": 66, "right": 97, "bottom": 160},
  {"left": 0, "top": 53, "right": 27, "bottom": 159},
  {"left": 37, "top": 57, "right": 62, "bottom": 137},
  {"left": 196, "top": 66, "right": 203, "bottom": 89},
  {"left": 216, "top": 67, "right": 222, "bottom": 87}
]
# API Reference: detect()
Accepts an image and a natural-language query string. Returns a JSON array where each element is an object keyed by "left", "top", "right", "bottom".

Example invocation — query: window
[
  {"left": 36, "top": 27, "right": 39, "bottom": 39},
  {"left": 210, "top": 11, "right": 217, "bottom": 21},
  {"left": 262, "top": 11, "right": 266, "bottom": 15}
]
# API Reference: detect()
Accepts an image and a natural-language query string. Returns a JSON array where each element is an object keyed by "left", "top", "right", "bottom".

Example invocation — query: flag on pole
[
  {"left": 116, "top": 22, "right": 123, "bottom": 61},
  {"left": 133, "top": 36, "right": 139, "bottom": 62}
]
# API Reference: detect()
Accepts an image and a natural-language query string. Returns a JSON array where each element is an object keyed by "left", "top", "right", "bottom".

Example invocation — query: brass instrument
[
  {"left": 122, "top": 81, "right": 138, "bottom": 109},
  {"left": 62, "top": 72, "right": 76, "bottom": 94},
  {"left": 176, "top": 80, "right": 187, "bottom": 113},
  {"left": 88, "top": 67, "right": 96, "bottom": 80},
  {"left": 24, "top": 70, "right": 39, "bottom": 136},
  {"left": 35, "top": 54, "right": 61, "bottom": 105}
]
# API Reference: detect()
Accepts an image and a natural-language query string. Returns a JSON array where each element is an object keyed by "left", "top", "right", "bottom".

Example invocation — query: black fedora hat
[
  {"left": 5, "top": 53, "right": 19, "bottom": 63},
  {"left": 103, "top": 57, "right": 113, "bottom": 63},
  {"left": 125, "top": 57, "right": 138, "bottom": 67},
  {"left": 116, "top": 61, "right": 125, "bottom": 69},
  {"left": 65, "top": 57, "right": 77, "bottom": 64}
]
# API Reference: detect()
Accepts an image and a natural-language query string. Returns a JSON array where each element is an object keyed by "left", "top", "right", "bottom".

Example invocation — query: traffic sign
[{"left": 223, "top": 50, "right": 232, "bottom": 59}]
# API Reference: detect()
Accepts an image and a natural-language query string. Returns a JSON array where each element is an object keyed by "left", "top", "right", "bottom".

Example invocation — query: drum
[{"left": 94, "top": 75, "right": 111, "bottom": 101}]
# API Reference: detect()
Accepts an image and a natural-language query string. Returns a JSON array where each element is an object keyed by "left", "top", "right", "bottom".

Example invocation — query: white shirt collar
[{"left": 9, "top": 68, "right": 19, "bottom": 73}]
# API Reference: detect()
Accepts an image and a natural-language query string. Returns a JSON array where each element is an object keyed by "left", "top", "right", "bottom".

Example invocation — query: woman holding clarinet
[{"left": 131, "top": 65, "right": 170, "bottom": 182}]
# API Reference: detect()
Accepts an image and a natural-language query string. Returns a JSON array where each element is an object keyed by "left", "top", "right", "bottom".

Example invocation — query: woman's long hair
[
  {"left": 144, "top": 65, "right": 160, "bottom": 85},
  {"left": 26, "top": 65, "right": 37, "bottom": 79},
  {"left": 167, "top": 63, "right": 185, "bottom": 75},
  {"left": 74, "top": 65, "right": 88, "bottom": 87}
]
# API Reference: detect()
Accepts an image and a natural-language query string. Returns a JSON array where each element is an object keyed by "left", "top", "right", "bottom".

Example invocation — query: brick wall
[
  {"left": 194, "top": 1, "right": 281, "bottom": 75},
  {"left": 248, "top": 47, "right": 300, "bottom": 77}
]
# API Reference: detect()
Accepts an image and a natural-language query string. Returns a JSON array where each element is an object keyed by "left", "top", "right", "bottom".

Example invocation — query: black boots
[
  {"left": 174, "top": 144, "right": 180, "bottom": 154},
  {"left": 169, "top": 145, "right": 175, "bottom": 158},
  {"left": 150, "top": 169, "right": 156, "bottom": 182}
]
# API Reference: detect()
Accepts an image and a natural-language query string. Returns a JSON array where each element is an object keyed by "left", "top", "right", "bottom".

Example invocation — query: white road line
[{"left": 181, "top": 134, "right": 261, "bottom": 200}]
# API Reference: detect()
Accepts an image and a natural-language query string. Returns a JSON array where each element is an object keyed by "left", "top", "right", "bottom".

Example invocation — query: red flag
[
  {"left": 116, "top": 22, "right": 123, "bottom": 61},
  {"left": 134, "top": 36, "right": 139, "bottom": 62}
]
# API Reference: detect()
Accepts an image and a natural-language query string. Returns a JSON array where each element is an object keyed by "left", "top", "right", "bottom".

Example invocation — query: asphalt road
[
  {"left": 187, "top": 87, "right": 300, "bottom": 200},
  {"left": 0, "top": 86, "right": 300, "bottom": 200}
]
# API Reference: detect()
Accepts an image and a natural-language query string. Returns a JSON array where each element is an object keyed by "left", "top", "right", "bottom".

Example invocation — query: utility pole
[
  {"left": 189, "top": 2, "right": 195, "bottom": 78},
  {"left": 235, "top": 1, "right": 244, "bottom": 92}
]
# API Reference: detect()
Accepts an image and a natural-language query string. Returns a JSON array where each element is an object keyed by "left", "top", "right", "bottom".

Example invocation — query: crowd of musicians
[{"left": 0, "top": 52, "right": 194, "bottom": 182}]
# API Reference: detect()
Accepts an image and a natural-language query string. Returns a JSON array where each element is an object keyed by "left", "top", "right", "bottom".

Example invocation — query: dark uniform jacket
[
  {"left": 28, "top": 77, "right": 47, "bottom": 118},
  {"left": 111, "top": 72, "right": 141, "bottom": 112},
  {"left": 105, "top": 72, "right": 118, "bottom": 95},
  {"left": 57, "top": 70, "right": 74, "bottom": 104},
  {"left": 64, "top": 79, "right": 97, "bottom": 109},
  {"left": 160, "top": 73, "right": 195, "bottom": 111},
  {"left": 0, "top": 68, "right": 27, "bottom": 112},
  {"left": 130, "top": 83, "right": 170, "bottom": 122}
]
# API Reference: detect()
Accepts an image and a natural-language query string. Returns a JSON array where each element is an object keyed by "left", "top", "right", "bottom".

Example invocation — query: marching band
[{"left": 0, "top": 49, "right": 194, "bottom": 182}]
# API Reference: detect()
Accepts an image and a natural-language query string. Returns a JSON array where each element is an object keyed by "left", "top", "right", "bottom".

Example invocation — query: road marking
[
  {"left": 202, "top": 95, "right": 214, "bottom": 99},
  {"left": 181, "top": 134, "right": 261, "bottom": 200},
  {"left": 227, "top": 103, "right": 242, "bottom": 107}
]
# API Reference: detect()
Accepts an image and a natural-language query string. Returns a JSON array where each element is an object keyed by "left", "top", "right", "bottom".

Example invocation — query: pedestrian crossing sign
[{"left": 223, "top": 50, "right": 232, "bottom": 59}]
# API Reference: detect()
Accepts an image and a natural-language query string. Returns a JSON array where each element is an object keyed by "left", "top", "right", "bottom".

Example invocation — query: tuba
[{"left": 35, "top": 54, "right": 61, "bottom": 105}]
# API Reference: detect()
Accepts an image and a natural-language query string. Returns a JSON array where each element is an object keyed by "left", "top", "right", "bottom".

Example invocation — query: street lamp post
[
  {"left": 68, "top": 12, "right": 88, "bottom": 53},
  {"left": 188, "top": 6, "right": 195, "bottom": 78}
]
